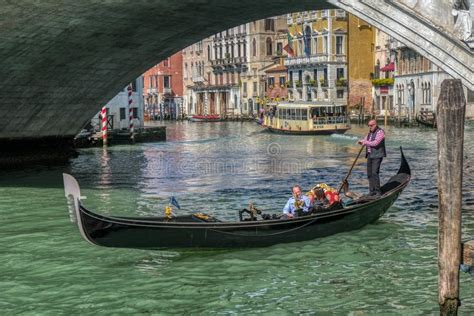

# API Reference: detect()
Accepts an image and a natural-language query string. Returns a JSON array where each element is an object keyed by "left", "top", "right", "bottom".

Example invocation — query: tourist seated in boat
[
  {"left": 310, "top": 183, "right": 342, "bottom": 211},
  {"left": 282, "top": 185, "right": 312, "bottom": 218}
]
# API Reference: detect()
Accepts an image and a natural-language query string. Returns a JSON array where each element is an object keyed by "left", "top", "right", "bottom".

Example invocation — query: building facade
[
  {"left": 371, "top": 29, "right": 396, "bottom": 116},
  {"left": 284, "top": 10, "right": 374, "bottom": 109},
  {"left": 393, "top": 41, "right": 451, "bottom": 120},
  {"left": 143, "top": 52, "right": 184, "bottom": 120},
  {"left": 91, "top": 77, "right": 144, "bottom": 132},
  {"left": 182, "top": 16, "right": 287, "bottom": 117}
]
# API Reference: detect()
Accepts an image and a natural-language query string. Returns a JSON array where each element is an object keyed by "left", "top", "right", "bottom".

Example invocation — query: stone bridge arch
[{"left": 0, "top": 0, "right": 472, "bottom": 147}]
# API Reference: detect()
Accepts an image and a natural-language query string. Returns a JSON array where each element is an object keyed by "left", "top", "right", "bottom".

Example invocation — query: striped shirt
[{"left": 361, "top": 128, "right": 385, "bottom": 153}]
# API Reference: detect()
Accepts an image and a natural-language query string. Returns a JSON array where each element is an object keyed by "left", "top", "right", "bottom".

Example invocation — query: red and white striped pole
[
  {"left": 128, "top": 84, "right": 134, "bottom": 141},
  {"left": 101, "top": 106, "right": 108, "bottom": 146}
]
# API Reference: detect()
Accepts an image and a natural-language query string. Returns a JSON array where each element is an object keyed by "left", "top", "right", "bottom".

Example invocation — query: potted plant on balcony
[
  {"left": 309, "top": 79, "right": 317, "bottom": 87},
  {"left": 295, "top": 80, "right": 303, "bottom": 88},
  {"left": 371, "top": 78, "right": 394, "bottom": 86},
  {"left": 319, "top": 79, "right": 327, "bottom": 87},
  {"left": 336, "top": 78, "right": 347, "bottom": 86},
  {"left": 286, "top": 80, "right": 293, "bottom": 88}
]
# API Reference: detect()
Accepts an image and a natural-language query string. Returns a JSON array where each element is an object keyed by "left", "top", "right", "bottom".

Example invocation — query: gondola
[
  {"left": 63, "top": 148, "right": 411, "bottom": 249},
  {"left": 416, "top": 111, "right": 437, "bottom": 128}
]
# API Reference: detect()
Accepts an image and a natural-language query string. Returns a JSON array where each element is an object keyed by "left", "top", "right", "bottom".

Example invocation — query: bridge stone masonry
[{"left": 0, "top": 0, "right": 472, "bottom": 165}]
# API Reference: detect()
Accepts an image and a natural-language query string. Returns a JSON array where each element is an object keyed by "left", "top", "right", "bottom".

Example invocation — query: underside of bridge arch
[{"left": 0, "top": 0, "right": 472, "bottom": 164}]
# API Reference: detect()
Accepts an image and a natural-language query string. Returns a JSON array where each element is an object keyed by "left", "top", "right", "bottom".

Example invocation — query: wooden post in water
[
  {"left": 437, "top": 79, "right": 466, "bottom": 315},
  {"left": 462, "top": 240, "right": 474, "bottom": 266}
]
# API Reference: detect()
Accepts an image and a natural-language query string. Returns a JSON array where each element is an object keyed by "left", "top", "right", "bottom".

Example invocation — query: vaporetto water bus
[{"left": 260, "top": 102, "right": 351, "bottom": 135}]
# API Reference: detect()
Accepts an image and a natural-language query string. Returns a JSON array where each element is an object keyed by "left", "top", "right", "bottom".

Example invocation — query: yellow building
[{"left": 284, "top": 10, "right": 374, "bottom": 109}]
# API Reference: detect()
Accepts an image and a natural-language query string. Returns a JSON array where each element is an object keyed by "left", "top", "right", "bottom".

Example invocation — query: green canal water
[{"left": 1, "top": 122, "right": 473, "bottom": 314}]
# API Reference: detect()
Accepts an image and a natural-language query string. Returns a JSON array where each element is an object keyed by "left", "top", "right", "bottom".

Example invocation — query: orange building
[{"left": 143, "top": 52, "right": 184, "bottom": 120}]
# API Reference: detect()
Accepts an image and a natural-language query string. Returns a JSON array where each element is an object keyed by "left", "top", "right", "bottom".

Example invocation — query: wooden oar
[{"left": 337, "top": 145, "right": 365, "bottom": 194}]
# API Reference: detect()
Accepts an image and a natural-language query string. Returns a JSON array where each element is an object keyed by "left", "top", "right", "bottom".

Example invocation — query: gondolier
[{"left": 358, "top": 119, "right": 386, "bottom": 197}]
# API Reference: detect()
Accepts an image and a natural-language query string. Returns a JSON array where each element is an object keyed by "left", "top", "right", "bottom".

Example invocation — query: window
[
  {"left": 243, "top": 82, "right": 247, "bottom": 94},
  {"left": 313, "top": 37, "right": 318, "bottom": 54},
  {"left": 323, "top": 36, "right": 328, "bottom": 54},
  {"left": 268, "top": 77, "right": 275, "bottom": 87},
  {"left": 276, "top": 42, "right": 283, "bottom": 55},
  {"left": 337, "top": 90, "right": 344, "bottom": 98},
  {"left": 131, "top": 81, "right": 137, "bottom": 92},
  {"left": 133, "top": 108, "right": 138, "bottom": 118},
  {"left": 164, "top": 76, "right": 171, "bottom": 88},
  {"left": 289, "top": 71, "right": 293, "bottom": 81},
  {"left": 243, "top": 41, "right": 247, "bottom": 57},
  {"left": 264, "top": 19, "right": 275, "bottom": 31},
  {"left": 163, "top": 58, "right": 169, "bottom": 67},
  {"left": 252, "top": 39, "right": 257, "bottom": 56},
  {"left": 253, "top": 81, "right": 257, "bottom": 93},
  {"left": 279, "top": 76, "right": 286, "bottom": 86},
  {"left": 207, "top": 45, "right": 211, "bottom": 61},
  {"left": 298, "top": 70, "right": 302, "bottom": 82},
  {"left": 302, "top": 109, "right": 308, "bottom": 120},
  {"left": 266, "top": 38, "right": 273, "bottom": 56},
  {"left": 336, "top": 68, "right": 344, "bottom": 80},
  {"left": 336, "top": 36, "right": 343, "bottom": 54},
  {"left": 305, "top": 26, "right": 312, "bottom": 55},
  {"left": 120, "top": 108, "right": 126, "bottom": 120}
]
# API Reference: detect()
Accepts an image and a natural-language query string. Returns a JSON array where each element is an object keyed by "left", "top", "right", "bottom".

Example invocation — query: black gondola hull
[{"left": 65, "top": 148, "right": 410, "bottom": 249}]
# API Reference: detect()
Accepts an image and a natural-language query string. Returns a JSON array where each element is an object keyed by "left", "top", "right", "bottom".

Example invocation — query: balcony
[
  {"left": 193, "top": 75, "right": 205, "bottom": 83},
  {"left": 296, "top": 16, "right": 302, "bottom": 23},
  {"left": 335, "top": 79, "right": 348, "bottom": 87},
  {"left": 287, "top": 16, "right": 293, "bottom": 24},
  {"left": 321, "top": 10, "right": 329, "bottom": 19},
  {"left": 303, "top": 13, "right": 310, "bottom": 22},
  {"left": 311, "top": 11, "right": 318, "bottom": 20},
  {"left": 163, "top": 87, "right": 172, "bottom": 95},
  {"left": 284, "top": 54, "right": 347, "bottom": 67},
  {"left": 335, "top": 9, "right": 346, "bottom": 19},
  {"left": 146, "top": 88, "right": 157, "bottom": 94}
]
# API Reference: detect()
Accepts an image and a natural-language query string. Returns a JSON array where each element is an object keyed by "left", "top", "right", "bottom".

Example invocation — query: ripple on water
[{"left": 0, "top": 121, "right": 473, "bottom": 314}]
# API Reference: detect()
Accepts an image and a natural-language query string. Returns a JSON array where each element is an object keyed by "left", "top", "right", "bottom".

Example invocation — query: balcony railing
[
  {"left": 193, "top": 75, "right": 205, "bottom": 83},
  {"left": 335, "top": 10, "right": 346, "bottom": 18},
  {"left": 163, "top": 87, "right": 172, "bottom": 95},
  {"left": 321, "top": 10, "right": 329, "bottom": 18},
  {"left": 287, "top": 17, "right": 293, "bottom": 24},
  {"left": 284, "top": 54, "right": 347, "bottom": 66}
]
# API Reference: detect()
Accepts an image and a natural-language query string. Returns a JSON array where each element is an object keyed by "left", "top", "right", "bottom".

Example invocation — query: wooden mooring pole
[{"left": 437, "top": 79, "right": 466, "bottom": 315}]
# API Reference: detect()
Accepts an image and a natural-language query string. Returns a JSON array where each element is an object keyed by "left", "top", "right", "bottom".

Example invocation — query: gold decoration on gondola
[{"left": 193, "top": 213, "right": 210, "bottom": 220}]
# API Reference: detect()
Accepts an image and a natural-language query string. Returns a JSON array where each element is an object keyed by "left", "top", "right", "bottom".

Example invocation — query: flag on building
[{"left": 283, "top": 32, "right": 294, "bottom": 57}]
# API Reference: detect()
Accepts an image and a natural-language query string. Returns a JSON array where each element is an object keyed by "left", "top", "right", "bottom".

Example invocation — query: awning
[{"left": 380, "top": 62, "right": 394, "bottom": 72}]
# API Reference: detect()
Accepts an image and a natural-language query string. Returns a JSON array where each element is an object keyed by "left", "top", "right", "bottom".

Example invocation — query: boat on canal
[
  {"left": 63, "top": 148, "right": 410, "bottom": 249},
  {"left": 416, "top": 110, "right": 437, "bottom": 128},
  {"left": 188, "top": 114, "right": 222, "bottom": 122},
  {"left": 260, "top": 102, "right": 351, "bottom": 135}
]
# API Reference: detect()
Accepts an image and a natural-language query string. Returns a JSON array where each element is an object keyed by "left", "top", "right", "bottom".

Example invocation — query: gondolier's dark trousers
[{"left": 367, "top": 158, "right": 383, "bottom": 195}]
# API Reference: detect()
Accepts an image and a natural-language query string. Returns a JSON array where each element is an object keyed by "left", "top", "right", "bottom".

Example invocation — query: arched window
[
  {"left": 252, "top": 38, "right": 257, "bottom": 57},
  {"left": 266, "top": 37, "right": 272, "bottom": 56}
]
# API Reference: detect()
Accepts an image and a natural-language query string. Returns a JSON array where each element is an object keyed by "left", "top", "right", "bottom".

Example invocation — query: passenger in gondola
[
  {"left": 282, "top": 185, "right": 311, "bottom": 218},
  {"left": 310, "top": 184, "right": 342, "bottom": 212}
]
